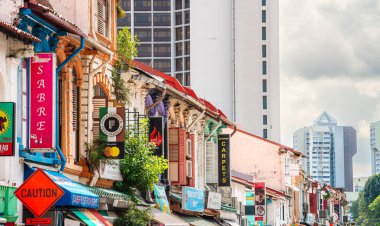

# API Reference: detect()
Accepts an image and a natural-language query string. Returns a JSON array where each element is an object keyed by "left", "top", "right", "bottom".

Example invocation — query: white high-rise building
[
  {"left": 370, "top": 121, "right": 380, "bottom": 175},
  {"left": 118, "top": 0, "right": 280, "bottom": 142},
  {"left": 293, "top": 112, "right": 357, "bottom": 191}
]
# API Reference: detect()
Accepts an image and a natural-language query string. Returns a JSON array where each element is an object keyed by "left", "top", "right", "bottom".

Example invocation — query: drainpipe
[
  {"left": 204, "top": 120, "right": 222, "bottom": 191},
  {"left": 186, "top": 108, "right": 206, "bottom": 132},
  {"left": 56, "top": 36, "right": 85, "bottom": 172},
  {"left": 145, "top": 89, "right": 167, "bottom": 116}
]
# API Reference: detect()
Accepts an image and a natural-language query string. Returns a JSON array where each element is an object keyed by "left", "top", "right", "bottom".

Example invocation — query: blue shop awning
[{"left": 25, "top": 167, "right": 99, "bottom": 208}]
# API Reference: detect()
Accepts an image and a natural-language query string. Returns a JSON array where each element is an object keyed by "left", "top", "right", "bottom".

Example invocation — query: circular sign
[
  {"left": 256, "top": 206, "right": 265, "bottom": 216},
  {"left": 0, "top": 110, "right": 9, "bottom": 135},
  {"left": 100, "top": 113, "right": 124, "bottom": 136}
]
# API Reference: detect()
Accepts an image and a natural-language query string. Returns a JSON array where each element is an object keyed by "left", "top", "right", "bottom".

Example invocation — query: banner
[
  {"left": 0, "top": 102, "right": 15, "bottom": 156},
  {"left": 218, "top": 134, "right": 231, "bottom": 187},
  {"left": 255, "top": 182, "right": 266, "bottom": 222},
  {"left": 30, "top": 53, "right": 56, "bottom": 150},
  {"left": 99, "top": 107, "right": 125, "bottom": 159},
  {"left": 149, "top": 117, "right": 164, "bottom": 156},
  {"left": 245, "top": 190, "right": 255, "bottom": 226},
  {"left": 153, "top": 184, "right": 170, "bottom": 214},
  {"left": 182, "top": 186, "right": 205, "bottom": 212}
]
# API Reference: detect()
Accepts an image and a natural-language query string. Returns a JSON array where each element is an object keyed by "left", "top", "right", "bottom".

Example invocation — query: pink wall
[{"left": 224, "top": 128, "right": 286, "bottom": 191}]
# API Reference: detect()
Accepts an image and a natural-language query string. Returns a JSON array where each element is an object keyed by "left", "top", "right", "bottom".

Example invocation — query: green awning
[
  {"left": 175, "top": 215, "right": 218, "bottom": 226},
  {"left": 86, "top": 186, "right": 131, "bottom": 200}
]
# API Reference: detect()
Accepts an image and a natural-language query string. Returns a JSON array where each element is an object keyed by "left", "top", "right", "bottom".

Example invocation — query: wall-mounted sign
[
  {"left": 0, "top": 102, "right": 15, "bottom": 156},
  {"left": 99, "top": 159, "right": 123, "bottom": 181},
  {"left": 289, "top": 164, "right": 300, "bottom": 176},
  {"left": 99, "top": 107, "right": 125, "bottom": 159},
  {"left": 149, "top": 117, "right": 164, "bottom": 156},
  {"left": 26, "top": 218, "right": 52, "bottom": 225},
  {"left": 182, "top": 186, "right": 205, "bottom": 212},
  {"left": 254, "top": 182, "right": 266, "bottom": 222},
  {"left": 30, "top": 53, "right": 56, "bottom": 150},
  {"left": 154, "top": 184, "right": 170, "bottom": 214},
  {"left": 207, "top": 191, "right": 222, "bottom": 210},
  {"left": 245, "top": 190, "right": 255, "bottom": 226},
  {"left": 218, "top": 134, "right": 231, "bottom": 187},
  {"left": 14, "top": 168, "right": 64, "bottom": 217}
]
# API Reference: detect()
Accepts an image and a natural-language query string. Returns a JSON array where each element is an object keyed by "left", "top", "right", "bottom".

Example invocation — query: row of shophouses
[{"left": 0, "top": 0, "right": 348, "bottom": 225}]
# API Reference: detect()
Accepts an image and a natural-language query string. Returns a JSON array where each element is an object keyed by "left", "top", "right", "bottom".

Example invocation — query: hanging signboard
[
  {"left": 29, "top": 53, "right": 56, "bottom": 150},
  {"left": 99, "top": 107, "right": 125, "bottom": 159},
  {"left": 245, "top": 190, "right": 255, "bottom": 226},
  {"left": 153, "top": 184, "right": 170, "bottom": 214},
  {"left": 289, "top": 164, "right": 300, "bottom": 176},
  {"left": 254, "top": 182, "right": 266, "bottom": 222},
  {"left": 0, "top": 102, "right": 15, "bottom": 156},
  {"left": 207, "top": 191, "right": 222, "bottom": 210},
  {"left": 218, "top": 134, "right": 231, "bottom": 187},
  {"left": 182, "top": 186, "right": 205, "bottom": 212},
  {"left": 149, "top": 117, "right": 164, "bottom": 156},
  {"left": 14, "top": 168, "right": 64, "bottom": 217},
  {"left": 99, "top": 159, "right": 123, "bottom": 181}
]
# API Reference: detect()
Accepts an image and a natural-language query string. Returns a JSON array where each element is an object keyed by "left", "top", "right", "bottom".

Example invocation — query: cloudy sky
[{"left": 280, "top": 0, "right": 380, "bottom": 177}]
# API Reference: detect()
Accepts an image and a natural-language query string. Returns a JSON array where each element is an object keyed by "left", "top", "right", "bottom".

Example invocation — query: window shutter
[
  {"left": 178, "top": 129, "right": 186, "bottom": 185},
  {"left": 96, "top": 0, "right": 107, "bottom": 36},
  {"left": 169, "top": 128, "right": 179, "bottom": 183},
  {"left": 189, "top": 134, "right": 195, "bottom": 187},
  {"left": 92, "top": 98, "right": 107, "bottom": 140},
  {"left": 206, "top": 141, "right": 217, "bottom": 183},
  {"left": 72, "top": 81, "right": 78, "bottom": 131}
]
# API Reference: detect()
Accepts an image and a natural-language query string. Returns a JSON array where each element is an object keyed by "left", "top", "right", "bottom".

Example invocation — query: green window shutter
[
  {"left": 0, "top": 186, "right": 6, "bottom": 215},
  {"left": 4, "top": 187, "right": 18, "bottom": 222}
]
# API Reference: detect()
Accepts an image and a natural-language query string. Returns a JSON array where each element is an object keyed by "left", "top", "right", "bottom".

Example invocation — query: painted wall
[
  {"left": 49, "top": 0, "right": 90, "bottom": 34},
  {"left": 225, "top": 128, "right": 285, "bottom": 192}
]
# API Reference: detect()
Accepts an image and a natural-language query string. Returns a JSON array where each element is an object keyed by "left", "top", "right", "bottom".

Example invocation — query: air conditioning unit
[
  {"left": 186, "top": 139, "right": 192, "bottom": 157},
  {"left": 186, "top": 160, "right": 192, "bottom": 177},
  {"left": 318, "top": 209, "right": 328, "bottom": 219}
]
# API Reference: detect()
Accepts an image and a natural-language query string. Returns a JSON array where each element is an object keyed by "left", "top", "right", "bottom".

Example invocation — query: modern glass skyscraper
[
  {"left": 370, "top": 121, "right": 380, "bottom": 175},
  {"left": 118, "top": 0, "right": 190, "bottom": 85},
  {"left": 293, "top": 112, "right": 357, "bottom": 191},
  {"left": 118, "top": 0, "right": 280, "bottom": 142}
]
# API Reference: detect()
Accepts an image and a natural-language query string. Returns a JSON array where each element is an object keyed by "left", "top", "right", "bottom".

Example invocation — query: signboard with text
[
  {"left": 218, "top": 134, "right": 231, "bottom": 186},
  {"left": 207, "top": 191, "right": 222, "bottom": 210},
  {"left": 14, "top": 168, "right": 64, "bottom": 217},
  {"left": 0, "top": 102, "right": 15, "bottom": 156},
  {"left": 245, "top": 190, "right": 255, "bottom": 226},
  {"left": 254, "top": 182, "right": 266, "bottom": 222},
  {"left": 182, "top": 186, "right": 205, "bottom": 212},
  {"left": 153, "top": 184, "right": 170, "bottom": 214},
  {"left": 99, "top": 107, "right": 125, "bottom": 159},
  {"left": 29, "top": 53, "right": 56, "bottom": 150}
]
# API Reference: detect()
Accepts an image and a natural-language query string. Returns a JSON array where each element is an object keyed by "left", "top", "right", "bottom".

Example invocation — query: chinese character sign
[
  {"left": 182, "top": 186, "right": 205, "bottom": 212},
  {"left": 255, "top": 182, "right": 266, "bottom": 222},
  {"left": 30, "top": 53, "right": 56, "bottom": 149},
  {"left": 218, "top": 134, "right": 231, "bottom": 187},
  {"left": 0, "top": 102, "right": 15, "bottom": 156}
]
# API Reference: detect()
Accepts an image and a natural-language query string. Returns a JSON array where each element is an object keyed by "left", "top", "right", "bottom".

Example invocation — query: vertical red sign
[{"left": 30, "top": 53, "right": 56, "bottom": 149}]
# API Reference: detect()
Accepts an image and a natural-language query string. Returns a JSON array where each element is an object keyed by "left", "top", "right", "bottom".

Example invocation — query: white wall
[
  {"left": 234, "top": 0, "right": 280, "bottom": 142},
  {"left": 190, "top": 0, "right": 234, "bottom": 118}
]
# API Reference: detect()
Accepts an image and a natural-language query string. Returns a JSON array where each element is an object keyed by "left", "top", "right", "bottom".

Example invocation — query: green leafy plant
[
  {"left": 111, "top": 27, "right": 138, "bottom": 105},
  {"left": 113, "top": 204, "right": 152, "bottom": 226},
  {"left": 85, "top": 138, "right": 108, "bottom": 172},
  {"left": 116, "top": 0, "right": 126, "bottom": 19},
  {"left": 117, "top": 118, "right": 168, "bottom": 192}
]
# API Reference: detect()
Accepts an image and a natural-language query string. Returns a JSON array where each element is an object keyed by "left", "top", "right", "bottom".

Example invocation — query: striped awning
[{"left": 72, "top": 209, "right": 112, "bottom": 226}]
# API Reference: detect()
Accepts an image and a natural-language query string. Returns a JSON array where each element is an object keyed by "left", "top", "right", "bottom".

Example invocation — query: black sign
[
  {"left": 149, "top": 117, "right": 164, "bottom": 156},
  {"left": 218, "top": 134, "right": 231, "bottom": 187}
]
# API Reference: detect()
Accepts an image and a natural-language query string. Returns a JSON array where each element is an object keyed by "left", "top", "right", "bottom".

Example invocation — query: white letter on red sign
[{"left": 36, "top": 121, "right": 46, "bottom": 130}]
